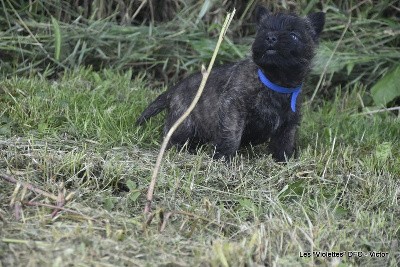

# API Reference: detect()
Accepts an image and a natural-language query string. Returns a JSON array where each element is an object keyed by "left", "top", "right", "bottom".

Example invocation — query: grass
[
  {"left": 1, "top": 69, "right": 399, "bottom": 266},
  {"left": 1, "top": 0, "right": 399, "bottom": 95},
  {"left": 0, "top": 1, "right": 399, "bottom": 265}
]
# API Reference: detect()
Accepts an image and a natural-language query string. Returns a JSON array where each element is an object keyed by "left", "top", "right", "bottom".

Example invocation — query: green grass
[
  {"left": 1, "top": 0, "right": 399, "bottom": 98},
  {"left": 1, "top": 69, "right": 399, "bottom": 266}
]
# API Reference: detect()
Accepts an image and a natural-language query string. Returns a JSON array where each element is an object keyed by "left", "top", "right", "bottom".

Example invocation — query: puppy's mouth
[{"left": 265, "top": 49, "right": 277, "bottom": 55}]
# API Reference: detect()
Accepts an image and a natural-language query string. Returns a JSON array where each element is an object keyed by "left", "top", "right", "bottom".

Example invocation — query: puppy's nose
[{"left": 266, "top": 33, "right": 277, "bottom": 45}]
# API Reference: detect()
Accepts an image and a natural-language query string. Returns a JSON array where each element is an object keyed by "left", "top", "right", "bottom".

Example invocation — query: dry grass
[{"left": 1, "top": 70, "right": 399, "bottom": 266}]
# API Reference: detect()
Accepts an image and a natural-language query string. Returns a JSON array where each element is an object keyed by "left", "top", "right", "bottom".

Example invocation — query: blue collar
[{"left": 257, "top": 69, "right": 302, "bottom": 112}]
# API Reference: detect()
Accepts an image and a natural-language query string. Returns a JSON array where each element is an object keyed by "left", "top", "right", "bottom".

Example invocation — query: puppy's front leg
[
  {"left": 268, "top": 125, "right": 297, "bottom": 162},
  {"left": 213, "top": 109, "right": 246, "bottom": 161}
]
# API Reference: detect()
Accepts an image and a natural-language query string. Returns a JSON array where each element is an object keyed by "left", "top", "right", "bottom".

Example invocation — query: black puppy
[{"left": 137, "top": 6, "right": 325, "bottom": 161}]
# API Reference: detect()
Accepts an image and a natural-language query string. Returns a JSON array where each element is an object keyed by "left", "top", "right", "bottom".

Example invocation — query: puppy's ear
[
  {"left": 255, "top": 5, "right": 270, "bottom": 24},
  {"left": 307, "top": 12, "right": 325, "bottom": 39}
]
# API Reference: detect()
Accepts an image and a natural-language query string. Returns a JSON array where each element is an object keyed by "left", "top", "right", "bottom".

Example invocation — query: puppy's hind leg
[{"left": 164, "top": 115, "right": 198, "bottom": 152}]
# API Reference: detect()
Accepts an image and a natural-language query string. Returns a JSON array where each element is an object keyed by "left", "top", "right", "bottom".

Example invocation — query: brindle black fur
[{"left": 137, "top": 6, "right": 325, "bottom": 161}]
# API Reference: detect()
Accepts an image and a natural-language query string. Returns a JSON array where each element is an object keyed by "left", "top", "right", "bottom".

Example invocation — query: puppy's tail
[{"left": 136, "top": 92, "right": 169, "bottom": 125}]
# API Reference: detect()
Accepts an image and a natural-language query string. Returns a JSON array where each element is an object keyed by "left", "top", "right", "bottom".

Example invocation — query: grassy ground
[{"left": 0, "top": 69, "right": 399, "bottom": 266}]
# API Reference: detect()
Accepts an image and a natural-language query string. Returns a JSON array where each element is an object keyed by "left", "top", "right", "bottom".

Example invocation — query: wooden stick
[
  {"left": 143, "top": 9, "right": 236, "bottom": 216},
  {"left": 51, "top": 182, "right": 66, "bottom": 218},
  {"left": 357, "top": 106, "right": 400, "bottom": 115},
  {"left": 22, "top": 201, "right": 96, "bottom": 221},
  {"left": 0, "top": 173, "right": 58, "bottom": 201}
]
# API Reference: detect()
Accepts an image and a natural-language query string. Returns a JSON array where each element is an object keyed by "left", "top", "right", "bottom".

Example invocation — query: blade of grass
[{"left": 51, "top": 16, "right": 61, "bottom": 61}]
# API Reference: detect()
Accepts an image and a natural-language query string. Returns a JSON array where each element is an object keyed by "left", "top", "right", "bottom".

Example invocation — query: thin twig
[
  {"left": 143, "top": 9, "right": 236, "bottom": 216},
  {"left": 158, "top": 210, "right": 236, "bottom": 232},
  {"left": 159, "top": 211, "right": 173, "bottom": 232},
  {"left": 0, "top": 173, "right": 58, "bottom": 201},
  {"left": 130, "top": 0, "right": 148, "bottom": 22},
  {"left": 14, "top": 202, "right": 22, "bottom": 221},
  {"left": 22, "top": 201, "right": 96, "bottom": 221},
  {"left": 51, "top": 182, "right": 66, "bottom": 218},
  {"left": 356, "top": 106, "right": 400, "bottom": 116},
  {"left": 309, "top": 16, "right": 352, "bottom": 103},
  {"left": 322, "top": 136, "right": 337, "bottom": 179},
  {"left": 0, "top": 209, "right": 6, "bottom": 223}
]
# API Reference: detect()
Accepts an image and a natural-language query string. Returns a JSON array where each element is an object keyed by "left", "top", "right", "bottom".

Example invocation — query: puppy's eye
[{"left": 290, "top": 32, "right": 299, "bottom": 41}]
